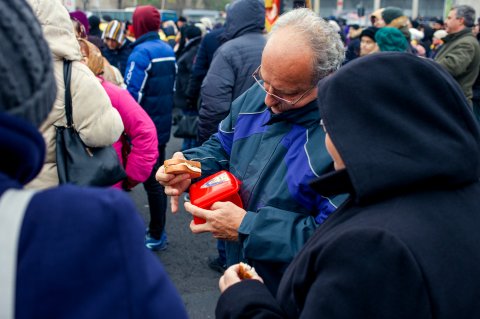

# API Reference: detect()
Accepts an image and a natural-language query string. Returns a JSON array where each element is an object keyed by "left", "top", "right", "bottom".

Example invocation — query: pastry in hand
[
  {"left": 238, "top": 262, "right": 256, "bottom": 280},
  {"left": 164, "top": 158, "right": 201, "bottom": 179}
]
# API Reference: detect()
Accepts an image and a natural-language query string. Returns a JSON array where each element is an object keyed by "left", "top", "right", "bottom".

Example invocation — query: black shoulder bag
[{"left": 56, "top": 60, "right": 126, "bottom": 187}]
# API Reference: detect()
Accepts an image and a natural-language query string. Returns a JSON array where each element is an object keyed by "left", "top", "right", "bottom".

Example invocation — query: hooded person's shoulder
[{"left": 221, "top": 0, "right": 265, "bottom": 42}]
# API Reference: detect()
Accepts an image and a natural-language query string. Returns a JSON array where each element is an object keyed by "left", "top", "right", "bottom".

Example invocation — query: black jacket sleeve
[{"left": 216, "top": 280, "right": 284, "bottom": 319}]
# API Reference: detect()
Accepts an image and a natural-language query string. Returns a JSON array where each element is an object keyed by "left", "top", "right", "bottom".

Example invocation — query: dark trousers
[
  {"left": 217, "top": 239, "right": 226, "bottom": 263},
  {"left": 144, "top": 144, "right": 167, "bottom": 239}
]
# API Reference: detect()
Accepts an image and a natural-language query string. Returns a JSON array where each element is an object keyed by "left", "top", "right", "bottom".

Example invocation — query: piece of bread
[
  {"left": 238, "top": 262, "right": 255, "bottom": 280},
  {"left": 164, "top": 158, "right": 202, "bottom": 179}
]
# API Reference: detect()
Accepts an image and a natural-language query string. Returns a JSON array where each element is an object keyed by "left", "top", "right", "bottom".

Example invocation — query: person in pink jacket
[{"left": 78, "top": 38, "right": 159, "bottom": 190}]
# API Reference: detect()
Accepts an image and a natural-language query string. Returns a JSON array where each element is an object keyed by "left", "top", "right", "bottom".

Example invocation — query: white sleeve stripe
[{"left": 151, "top": 57, "right": 176, "bottom": 63}]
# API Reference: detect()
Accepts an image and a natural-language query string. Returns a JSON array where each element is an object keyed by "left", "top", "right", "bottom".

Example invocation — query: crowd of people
[{"left": 2, "top": 0, "right": 480, "bottom": 317}]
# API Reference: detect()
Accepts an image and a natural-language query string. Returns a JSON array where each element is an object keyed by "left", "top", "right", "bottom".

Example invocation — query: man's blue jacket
[
  {"left": 183, "top": 85, "right": 341, "bottom": 292},
  {"left": 125, "top": 31, "right": 176, "bottom": 145}
]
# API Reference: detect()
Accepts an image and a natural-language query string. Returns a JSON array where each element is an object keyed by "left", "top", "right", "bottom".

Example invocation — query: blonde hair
[{"left": 78, "top": 38, "right": 104, "bottom": 76}]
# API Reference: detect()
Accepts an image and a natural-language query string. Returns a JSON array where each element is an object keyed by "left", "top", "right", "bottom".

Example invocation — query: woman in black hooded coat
[{"left": 215, "top": 52, "right": 480, "bottom": 318}]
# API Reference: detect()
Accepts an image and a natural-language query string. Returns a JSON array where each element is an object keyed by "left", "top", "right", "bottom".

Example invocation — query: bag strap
[
  {"left": 63, "top": 60, "right": 73, "bottom": 127},
  {"left": 0, "top": 189, "right": 37, "bottom": 319}
]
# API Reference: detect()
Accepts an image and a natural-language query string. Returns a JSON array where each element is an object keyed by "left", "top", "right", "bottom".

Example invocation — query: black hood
[
  {"left": 220, "top": 0, "right": 265, "bottom": 43},
  {"left": 315, "top": 52, "right": 480, "bottom": 204}
]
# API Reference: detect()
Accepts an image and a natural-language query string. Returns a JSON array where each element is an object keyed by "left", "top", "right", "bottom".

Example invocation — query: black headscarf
[{"left": 316, "top": 52, "right": 480, "bottom": 204}]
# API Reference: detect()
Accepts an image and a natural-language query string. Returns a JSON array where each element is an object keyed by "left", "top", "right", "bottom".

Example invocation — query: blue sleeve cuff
[{"left": 238, "top": 210, "right": 256, "bottom": 235}]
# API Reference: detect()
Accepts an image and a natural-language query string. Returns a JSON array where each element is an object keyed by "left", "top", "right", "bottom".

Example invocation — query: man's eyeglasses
[{"left": 252, "top": 65, "right": 315, "bottom": 106}]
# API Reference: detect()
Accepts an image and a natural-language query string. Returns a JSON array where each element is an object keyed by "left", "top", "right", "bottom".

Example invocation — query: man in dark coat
[
  {"left": 174, "top": 25, "right": 203, "bottom": 111},
  {"left": 197, "top": 0, "right": 266, "bottom": 143},
  {"left": 216, "top": 52, "right": 480, "bottom": 319},
  {"left": 185, "top": 26, "right": 225, "bottom": 111},
  {"left": 174, "top": 25, "right": 203, "bottom": 150}
]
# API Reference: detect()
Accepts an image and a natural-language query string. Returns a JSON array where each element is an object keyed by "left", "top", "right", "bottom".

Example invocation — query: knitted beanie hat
[
  {"left": 375, "top": 27, "right": 409, "bottom": 52},
  {"left": 102, "top": 20, "right": 125, "bottom": 44},
  {"left": 0, "top": 0, "right": 56, "bottom": 127},
  {"left": 382, "top": 7, "right": 404, "bottom": 25}
]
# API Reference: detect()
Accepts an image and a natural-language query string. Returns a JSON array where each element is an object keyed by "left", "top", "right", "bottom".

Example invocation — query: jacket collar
[
  {"left": 443, "top": 27, "right": 473, "bottom": 43},
  {"left": 132, "top": 31, "right": 160, "bottom": 48},
  {"left": 266, "top": 99, "right": 320, "bottom": 127}
]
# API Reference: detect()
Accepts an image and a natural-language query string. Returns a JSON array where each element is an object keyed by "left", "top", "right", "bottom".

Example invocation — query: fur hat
[
  {"left": 102, "top": 20, "right": 125, "bottom": 44},
  {"left": 0, "top": 0, "right": 56, "bottom": 127},
  {"left": 375, "top": 27, "right": 409, "bottom": 52},
  {"left": 382, "top": 7, "right": 404, "bottom": 25},
  {"left": 360, "top": 27, "right": 379, "bottom": 41}
]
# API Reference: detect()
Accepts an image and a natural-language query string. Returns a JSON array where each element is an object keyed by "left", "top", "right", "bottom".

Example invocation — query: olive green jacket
[{"left": 435, "top": 28, "right": 480, "bottom": 104}]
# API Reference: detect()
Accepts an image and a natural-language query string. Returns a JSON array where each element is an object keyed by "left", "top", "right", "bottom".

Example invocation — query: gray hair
[
  {"left": 269, "top": 8, "right": 345, "bottom": 84},
  {"left": 452, "top": 5, "right": 476, "bottom": 27}
]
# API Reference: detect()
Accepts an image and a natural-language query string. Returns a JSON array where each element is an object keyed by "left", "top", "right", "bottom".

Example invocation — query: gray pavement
[{"left": 128, "top": 135, "right": 221, "bottom": 319}]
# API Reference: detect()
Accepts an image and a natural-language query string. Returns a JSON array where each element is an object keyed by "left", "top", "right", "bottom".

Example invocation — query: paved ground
[{"left": 128, "top": 135, "right": 221, "bottom": 318}]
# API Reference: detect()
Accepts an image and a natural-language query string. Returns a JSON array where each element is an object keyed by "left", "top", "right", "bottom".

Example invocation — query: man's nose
[{"left": 264, "top": 92, "right": 279, "bottom": 108}]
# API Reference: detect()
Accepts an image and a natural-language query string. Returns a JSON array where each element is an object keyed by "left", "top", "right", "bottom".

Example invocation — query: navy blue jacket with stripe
[{"left": 125, "top": 31, "right": 176, "bottom": 146}]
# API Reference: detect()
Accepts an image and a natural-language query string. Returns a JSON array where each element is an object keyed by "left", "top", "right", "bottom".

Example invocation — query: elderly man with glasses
[{"left": 157, "top": 8, "right": 345, "bottom": 295}]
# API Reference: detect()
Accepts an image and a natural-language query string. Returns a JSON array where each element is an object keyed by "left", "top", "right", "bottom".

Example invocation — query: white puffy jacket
[{"left": 26, "top": 0, "right": 124, "bottom": 189}]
